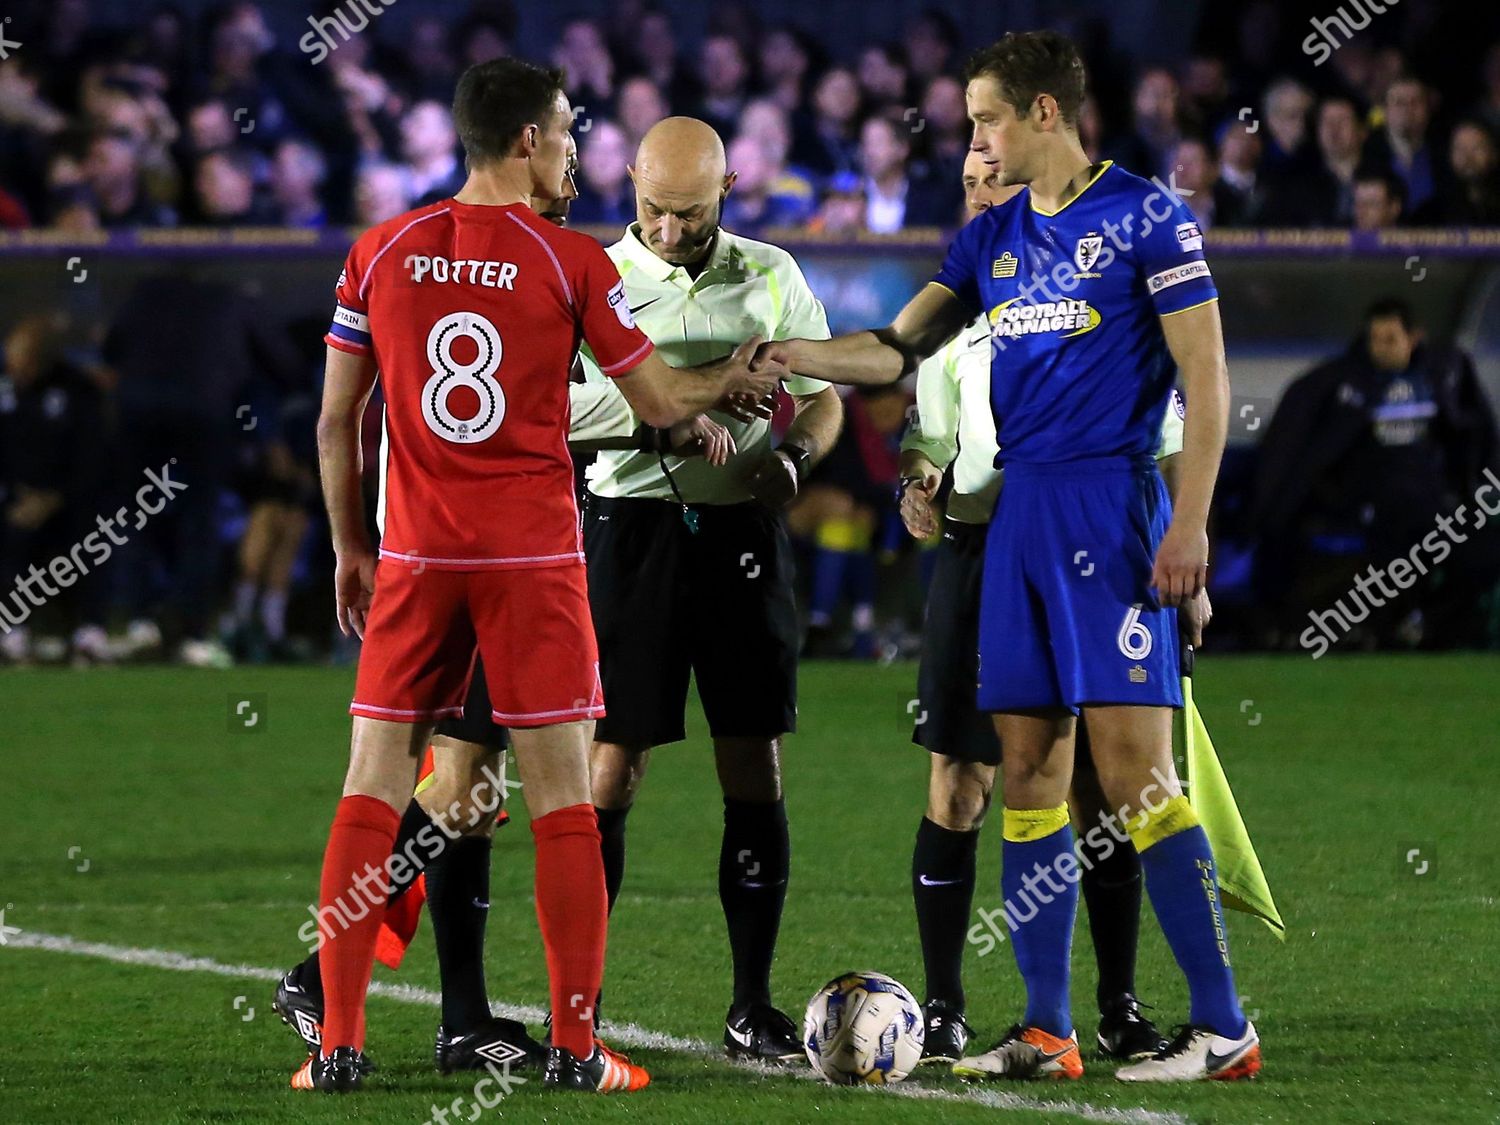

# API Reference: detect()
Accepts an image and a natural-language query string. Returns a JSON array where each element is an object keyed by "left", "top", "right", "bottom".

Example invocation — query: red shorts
[{"left": 351, "top": 560, "right": 604, "bottom": 728}]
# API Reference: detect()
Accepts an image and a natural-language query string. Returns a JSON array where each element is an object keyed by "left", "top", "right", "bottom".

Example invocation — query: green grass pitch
[{"left": 1, "top": 655, "right": 1496, "bottom": 1123}]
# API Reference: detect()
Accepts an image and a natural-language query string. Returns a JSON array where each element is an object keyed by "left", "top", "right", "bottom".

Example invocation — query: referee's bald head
[
  {"left": 628, "top": 116, "right": 735, "bottom": 267},
  {"left": 636, "top": 116, "right": 726, "bottom": 185}
]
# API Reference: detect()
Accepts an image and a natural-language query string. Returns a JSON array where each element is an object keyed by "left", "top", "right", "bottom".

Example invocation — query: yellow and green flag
[{"left": 1178, "top": 676, "right": 1285, "bottom": 940}]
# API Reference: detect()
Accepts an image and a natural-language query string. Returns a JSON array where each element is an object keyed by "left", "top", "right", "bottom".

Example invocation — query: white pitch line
[
  {"left": 7, "top": 931, "right": 1188, "bottom": 1125},
  {"left": 875, "top": 1079, "right": 1192, "bottom": 1124},
  {"left": 4, "top": 931, "right": 704, "bottom": 1053}
]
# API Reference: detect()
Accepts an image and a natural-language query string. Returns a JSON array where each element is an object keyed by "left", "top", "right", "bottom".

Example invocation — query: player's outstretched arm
[
  {"left": 752, "top": 283, "right": 973, "bottom": 387},
  {"left": 611, "top": 335, "right": 788, "bottom": 429},
  {"left": 316, "top": 344, "right": 378, "bottom": 637},
  {"left": 1152, "top": 302, "right": 1230, "bottom": 607}
]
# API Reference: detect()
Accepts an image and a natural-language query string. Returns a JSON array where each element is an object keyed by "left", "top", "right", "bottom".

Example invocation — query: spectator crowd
[
  {"left": 2, "top": 1, "right": 1499, "bottom": 667},
  {"left": 1, "top": 0, "right": 1499, "bottom": 235}
]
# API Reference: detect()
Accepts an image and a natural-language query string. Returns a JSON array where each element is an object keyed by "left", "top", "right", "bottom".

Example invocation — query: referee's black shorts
[
  {"left": 583, "top": 494, "right": 799, "bottom": 748},
  {"left": 433, "top": 654, "right": 510, "bottom": 750},
  {"left": 913, "top": 518, "right": 1000, "bottom": 765},
  {"left": 911, "top": 517, "right": 1111, "bottom": 772}
]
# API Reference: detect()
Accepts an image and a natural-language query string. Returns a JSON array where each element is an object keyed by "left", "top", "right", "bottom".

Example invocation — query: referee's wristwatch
[{"left": 777, "top": 442, "right": 811, "bottom": 484}]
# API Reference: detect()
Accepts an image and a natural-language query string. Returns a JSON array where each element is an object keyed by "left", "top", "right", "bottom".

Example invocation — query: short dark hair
[
  {"left": 452, "top": 58, "right": 566, "bottom": 168},
  {"left": 963, "top": 30, "right": 1086, "bottom": 126},
  {"left": 1453, "top": 117, "right": 1499, "bottom": 149},
  {"left": 1355, "top": 166, "right": 1407, "bottom": 208},
  {"left": 863, "top": 42, "right": 907, "bottom": 68},
  {"left": 863, "top": 113, "right": 909, "bottom": 149},
  {"left": 1366, "top": 297, "right": 1415, "bottom": 330},
  {"left": 912, "top": 9, "right": 960, "bottom": 50},
  {"left": 1175, "top": 133, "right": 1213, "bottom": 159}
]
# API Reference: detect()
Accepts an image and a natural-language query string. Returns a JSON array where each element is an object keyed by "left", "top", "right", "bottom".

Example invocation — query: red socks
[
  {"left": 532, "top": 803, "right": 608, "bottom": 1057},
  {"left": 316, "top": 794, "right": 400, "bottom": 1052},
  {"left": 314, "top": 799, "right": 607, "bottom": 1058}
]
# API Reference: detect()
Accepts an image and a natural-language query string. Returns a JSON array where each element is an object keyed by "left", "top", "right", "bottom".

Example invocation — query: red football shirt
[{"left": 326, "top": 199, "right": 653, "bottom": 570}]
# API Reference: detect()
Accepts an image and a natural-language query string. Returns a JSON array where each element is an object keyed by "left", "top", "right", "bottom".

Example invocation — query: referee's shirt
[
  {"left": 579, "top": 224, "right": 832, "bottom": 502},
  {"left": 902, "top": 314, "right": 1186, "bottom": 523}
]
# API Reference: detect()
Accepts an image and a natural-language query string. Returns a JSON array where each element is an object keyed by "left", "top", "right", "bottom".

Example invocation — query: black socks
[
  {"left": 1079, "top": 822, "right": 1143, "bottom": 1010},
  {"left": 911, "top": 816, "right": 980, "bottom": 1012},
  {"left": 719, "top": 797, "right": 790, "bottom": 1011},
  {"left": 596, "top": 805, "right": 631, "bottom": 913},
  {"left": 425, "top": 833, "right": 495, "bottom": 1035}
]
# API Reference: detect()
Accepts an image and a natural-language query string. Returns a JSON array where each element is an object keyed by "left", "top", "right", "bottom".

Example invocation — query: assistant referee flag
[{"left": 1178, "top": 667, "right": 1286, "bottom": 940}]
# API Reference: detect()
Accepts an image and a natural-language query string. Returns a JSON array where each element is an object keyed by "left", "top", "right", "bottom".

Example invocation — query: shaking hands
[{"left": 715, "top": 335, "right": 794, "bottom": 422}]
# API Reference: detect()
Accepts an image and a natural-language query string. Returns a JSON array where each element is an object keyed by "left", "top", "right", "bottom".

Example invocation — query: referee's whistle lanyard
[{"left": 657, "top": 451, "right": 701, "bottom": 533}]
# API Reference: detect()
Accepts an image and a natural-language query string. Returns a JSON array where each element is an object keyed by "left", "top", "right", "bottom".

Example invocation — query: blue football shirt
[{"left": 932, "top": 161, "right": 1216, "bottom": 466}]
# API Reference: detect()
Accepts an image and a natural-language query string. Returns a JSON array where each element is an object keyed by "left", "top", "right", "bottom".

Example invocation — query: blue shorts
[{"left": 977, "top": 456, "right": 1182, "bottom": 714}]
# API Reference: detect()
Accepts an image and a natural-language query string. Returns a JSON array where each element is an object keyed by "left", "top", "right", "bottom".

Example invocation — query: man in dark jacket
[
  {"left": 102, "top": 272, "right": 300, "bottom": 664},
  {"left": 1361, "top": 77, "right": 1448, "bottom": 219},
  {"left": 1251, "top": 298, "right": 1499, "bottom": 647},
  {"left": 0, "top": 314, "right": 109, "bottom": 660}
]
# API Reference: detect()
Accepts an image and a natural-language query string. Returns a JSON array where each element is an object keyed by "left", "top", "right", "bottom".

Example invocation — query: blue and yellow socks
[
  {"left": 1128, "top": 795, "right": 1247, "bottom": 1037},
  {"left": 1003, "top": 804, "right": 1077, "bottom": 1037}
]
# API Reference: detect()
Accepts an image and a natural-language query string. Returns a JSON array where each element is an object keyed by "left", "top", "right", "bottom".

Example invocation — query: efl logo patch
[
  {"left": 992, "top": 252, "right": 1019, "bottom": 278},
  {"left": 1175, "top": 222, "right": 1204, "bottom": 253},
  {"left": 1128, "top": 665, "right": 1148, "bottom": 684},
  {"left": 1148, "top": 260, "right": 1212, "bottom": 293},
  {"left": 1172, "top": 387, "right": 1186, "bottom": 419},
  {"left": 607, "top": 280, "right": 635, "bottom": 329}
]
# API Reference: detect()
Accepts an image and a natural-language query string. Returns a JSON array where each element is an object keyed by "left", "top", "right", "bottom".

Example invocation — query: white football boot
[
  {"left": 953, "top": 1023, "right": 1083, "bottom": 1080},
  {"left": 1115, "top": 1020, "right": 1260, "bottom": 1082}
]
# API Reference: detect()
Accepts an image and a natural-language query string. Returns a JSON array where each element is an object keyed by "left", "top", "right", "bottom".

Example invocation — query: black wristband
[
  {"left": 778, "top": 442, "right": 811, "bottom": 483},
  {"left": 637, "top": 426, "right": 669, "bottom": 454}
]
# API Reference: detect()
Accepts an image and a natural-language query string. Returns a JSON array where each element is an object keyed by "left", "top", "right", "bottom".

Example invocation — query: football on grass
[{"left": 803, "top": 971, "right": 924, "bottom": 1085}]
